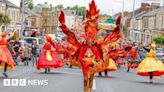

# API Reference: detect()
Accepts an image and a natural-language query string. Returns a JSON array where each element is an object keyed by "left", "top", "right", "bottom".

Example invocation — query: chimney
[
  {"left": 151, "top": 3, "right": 160, "bottom": 9},
  {"left": 141, "top": 3, "right": 151, "bottom": 11}
]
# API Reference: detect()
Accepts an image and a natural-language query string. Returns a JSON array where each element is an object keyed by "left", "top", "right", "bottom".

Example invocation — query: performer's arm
[{"left": 143, "top": 47, "right": 150, "bottom": 52}]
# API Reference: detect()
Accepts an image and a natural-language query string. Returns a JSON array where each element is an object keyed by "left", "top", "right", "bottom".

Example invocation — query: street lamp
[
  {"left": 133, "top": 0, "right": 135, "bottom": 19},
  {"left": 122, "top": 1, "right": 125, "bottom": 39},
  {"left": 21, "top": 0, "right": 25, "bottom": 38}
]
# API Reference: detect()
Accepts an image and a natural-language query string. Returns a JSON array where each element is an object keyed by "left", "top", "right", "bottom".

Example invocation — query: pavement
[{"left": 0, "top": 62, "right": 164, "bottom": 92}]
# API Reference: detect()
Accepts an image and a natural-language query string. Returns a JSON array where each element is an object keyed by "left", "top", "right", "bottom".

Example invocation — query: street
[{"left": 0, "top": 64, "right": 164, "bottom": 92}]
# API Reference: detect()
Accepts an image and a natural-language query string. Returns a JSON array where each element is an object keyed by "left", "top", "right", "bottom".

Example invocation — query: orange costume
[
  {"left": 0, "top": 32, "right": 16, "bottom": 70},
  {"left": 56, "top": 0, "right": 122, "bottom": 92}
]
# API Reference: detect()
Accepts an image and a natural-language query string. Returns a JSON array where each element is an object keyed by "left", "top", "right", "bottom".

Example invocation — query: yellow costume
[
  {"left": 136, "top": 43, "right": 164, "bottom": 76},
  {"left": 106, "top": 58, "right": 117, "bottom": 71}
]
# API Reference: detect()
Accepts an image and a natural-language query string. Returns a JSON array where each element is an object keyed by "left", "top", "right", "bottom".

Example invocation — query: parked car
[
  {"left": 19, "top": 40, "right": 30, "bottom": 47},
  {"left": 22, "top": 37, "right": 43, "bottom": 54},
  {"left": 156, "top": 48, "right": 164, "bottom": 62}
]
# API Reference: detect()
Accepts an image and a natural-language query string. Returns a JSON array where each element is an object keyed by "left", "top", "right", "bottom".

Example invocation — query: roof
[
  {"left": 21, "top": 7, "right": 42, "bottom": 17},
  {"left": 137, "top": 7, "right": 164, "bottom": 19},
  {"left": 135, "top": 11, "right": 148, "bottom": 20},
  {"left": 0, "top": 0, "right": 19, "bottom": 9}
]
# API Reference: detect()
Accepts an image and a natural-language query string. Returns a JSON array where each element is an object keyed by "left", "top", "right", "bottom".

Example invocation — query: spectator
[
  {"left": 31, "top": 40, "right": 38, "bottom": 66},
  {"left": 13, "top": 38, "right": 21, "bottom": 63},
  {"left": 22, "top": 44, "right": 31, "bottom": 66}
]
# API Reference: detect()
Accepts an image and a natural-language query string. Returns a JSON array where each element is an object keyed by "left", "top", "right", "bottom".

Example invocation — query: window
[
  {"left": 24, "top": 38, "right": 36, "bottom": 44},
  {"left": 39, "top": 39, "right": 43, "bottom": 44}
]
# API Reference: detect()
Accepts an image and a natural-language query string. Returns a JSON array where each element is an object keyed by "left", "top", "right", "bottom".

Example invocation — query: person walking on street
[
  {"left": 31, "top": 40, "right": 38, "bottom": 66},
  {"left": 22, "top": 44, "right": 30, "bottom": 66},
  {"left": 13, "top": 37, "right": 21, "bottom": 64}
]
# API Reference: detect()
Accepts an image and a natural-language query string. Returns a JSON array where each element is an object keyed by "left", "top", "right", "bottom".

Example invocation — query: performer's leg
[
  {"left": 127, "top": 62, "right": 130, "bottom": 72},
  {"left": 32, "top": 56, "right": 34, "bottom": 66},
  {"left": 27, "top": 58, "right": 29, "bottom": 66},
  {"left": 83, "top": 74, "right": 89, "bottom": 92},
  {"left": 149, "top": 72, "right": 153, "bottom": 83},
  {"left": 3, "top": 63, "right": 8, "bottom": 78},
  {"left": 98, "top": 72, "right": 102, "bottom": 76},
  {"left": 45, "top": 68, "right": 47, "bottom": 73},
  {"left": 69, "top": 65, "right": 72, "bottom": 68},
  {"left": 48, "top": 68, "right": 50, "bottom": 72},
  {"left": 105, "top": 69, "right": 108, "bottom": 76},
  {"left": 35, "top": 55, "right": 37, "bottom": 65},
  {"left": 88, "top": 74, "right": 94, "bottom": 92}
]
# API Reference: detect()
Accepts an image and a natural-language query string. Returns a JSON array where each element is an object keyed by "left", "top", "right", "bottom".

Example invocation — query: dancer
[
  {"left": 136, "top": 42, "right": 164, "bottom": 83},
  {"left": 0, "top": 28, "right": 16, "bottom": 78},
  {"left": 57, "top": 0, "right": 122, "bottom": 92},
  {"left": 98, "top": 43, "right": 118, "bottom": 76},
  {"left": 36, "top": 36, "right": 65, "bottom": 73},
  {"left": 127, "top": 47, "right": 138, "bottom": 72}
]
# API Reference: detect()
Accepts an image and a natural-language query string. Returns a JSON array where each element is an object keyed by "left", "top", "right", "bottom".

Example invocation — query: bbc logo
[{"left": 3, "top": 79, "right": 26, "bottom": 86}]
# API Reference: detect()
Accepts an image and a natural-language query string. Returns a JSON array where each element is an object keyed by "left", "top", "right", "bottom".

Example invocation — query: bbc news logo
[{"left": 3, "top": 79, "right": 48, "bottom": 86}]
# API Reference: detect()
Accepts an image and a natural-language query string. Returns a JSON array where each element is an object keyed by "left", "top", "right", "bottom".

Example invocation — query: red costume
[
  {"left": 0, "top": 32, "right": 16, "bottom": 70},
  {"left": 53, "top": 0, "right": 123, "bottom": 91},
  {"left": 127, "top": 48, "right": 139, "bottom": 70},
  {"left": 37, "top": 36, "right": 65, "bottom": 70}
]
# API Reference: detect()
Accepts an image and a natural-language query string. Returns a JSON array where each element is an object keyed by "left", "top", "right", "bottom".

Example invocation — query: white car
[{"left": 23, "top": 37, "right": 44, "bottom": 54}]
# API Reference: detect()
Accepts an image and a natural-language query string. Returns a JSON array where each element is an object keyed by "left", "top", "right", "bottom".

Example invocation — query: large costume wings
[
  {"left": 102, "top": 15, "right": 122, "bottom": 45},
  {"left": 59, "top": 11, "right": 81, "bottom": 48}
]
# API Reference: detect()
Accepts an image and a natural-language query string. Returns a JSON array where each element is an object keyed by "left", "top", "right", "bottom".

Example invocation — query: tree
[
  {"left": 56, "top": 4, "right": 64, "bottom": 10},
  {"left": 69, "top": 5, "right": 86, "bottom": 20},
  {"left": 153, "top": 36, "right": 164, "bottom": 46},
  {"left": 66, "top": 6, "right": 71, "bottom": 10},
  {"left": 0, "top": 13, "right": 11, "bottom": 26},
  {"left": 23, "top": 0, "right": 34, "bottom": 9}
]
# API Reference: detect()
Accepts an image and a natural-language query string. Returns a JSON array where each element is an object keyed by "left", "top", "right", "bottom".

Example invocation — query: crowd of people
[{"left": 8, "top": 38, "right": 38, "bottom": 66}]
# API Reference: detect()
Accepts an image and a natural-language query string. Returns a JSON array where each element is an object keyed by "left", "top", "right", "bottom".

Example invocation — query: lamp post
[
  {"left": 122, "top": 1, "right": 125, "bottom": 39},
  {"left": 21, "top": 0, "right": 25, "bottom": 38}
]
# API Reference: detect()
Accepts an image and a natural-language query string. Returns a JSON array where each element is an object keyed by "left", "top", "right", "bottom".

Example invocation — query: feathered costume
[
  {"left": 37, "top": 36, "right": 65, "bottom": 70},
  {"left": 52, "top": 0, "right": 123, "bottom": 92}
]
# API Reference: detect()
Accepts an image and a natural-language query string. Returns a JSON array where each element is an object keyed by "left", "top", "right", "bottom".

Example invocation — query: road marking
[{"left": 93, "top": 78, "right": 96, "bottom": 91}]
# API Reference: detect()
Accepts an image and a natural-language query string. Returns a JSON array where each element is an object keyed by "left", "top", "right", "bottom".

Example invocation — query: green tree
[
  {"left": 66, "top": 6, "right": 71, "bottom": 10},
  {"left": 23, "top": 0, "right": 34, "bottom": 9},
  {"left": 56, "top": 4, "right": 64, "bottom": 9},
  {"left": 153, "top": 36, "right": 164, "bottom": 45},
  {"left": 0, "top": 13, "right": 11, "bottom": 26},
  {"left": 70, "top": 5, "right": 86, "bottom": 19}
]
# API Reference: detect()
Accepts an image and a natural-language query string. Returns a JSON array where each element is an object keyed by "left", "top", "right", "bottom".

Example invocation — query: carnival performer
[
  {"left": 127, "top": 47, "right": 138, "bottom": 72},
  {"left": 98, "top": 43, "right": 118, "bottom": 76},
  {"left": 136, "top": 42, "right": 164, "bottom": 83},
  {"left": 0, "top": 28, "right": 16, "bottom": 78},
  {"left": 36, "top": 36, "right": 65, "bottom": 73},
  {"left": 56, "top": 0, "right": 122, "bottom": 92}
]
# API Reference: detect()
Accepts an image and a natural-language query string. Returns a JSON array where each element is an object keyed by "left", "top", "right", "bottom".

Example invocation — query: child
[{"left": 22, "top": 44, "right": 30, "bottom": 66}]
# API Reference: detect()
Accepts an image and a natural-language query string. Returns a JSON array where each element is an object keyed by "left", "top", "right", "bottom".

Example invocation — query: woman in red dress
[
  {"left": 0, "top": 30, "right": 16, "bottom": 78},
  {"left": 36, "top": 36, "right": 65, "bottom": 73}
]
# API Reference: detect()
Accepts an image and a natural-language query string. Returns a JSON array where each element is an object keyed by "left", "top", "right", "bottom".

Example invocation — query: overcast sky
[{"left": 8, "top": 0, "right": 164, "bottom": 15}]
